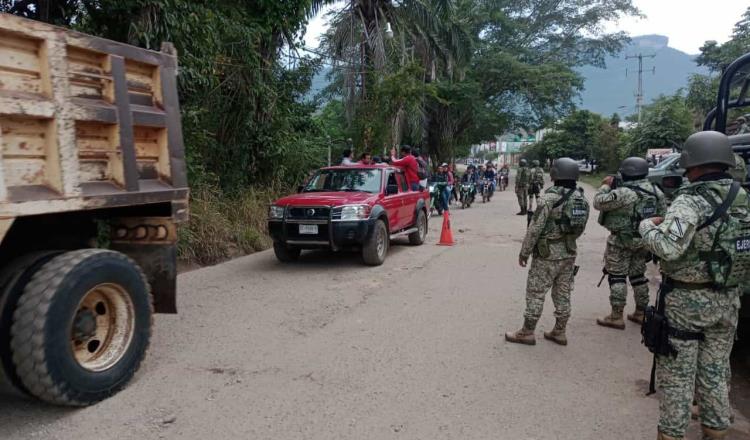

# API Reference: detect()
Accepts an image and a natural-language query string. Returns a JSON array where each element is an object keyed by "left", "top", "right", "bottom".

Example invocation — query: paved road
[{"left": 1, "top": 184, "right": 749, "bottom": 440}]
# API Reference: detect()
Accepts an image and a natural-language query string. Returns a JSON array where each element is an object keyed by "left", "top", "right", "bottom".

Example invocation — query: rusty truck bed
[{"left": 0, "top": 13, "right": 188, "bottom": 227}]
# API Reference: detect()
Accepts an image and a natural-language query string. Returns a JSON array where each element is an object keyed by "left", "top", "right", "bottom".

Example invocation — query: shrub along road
[{"left": 0, "top": 183, "right": 748, "bottom": 439}]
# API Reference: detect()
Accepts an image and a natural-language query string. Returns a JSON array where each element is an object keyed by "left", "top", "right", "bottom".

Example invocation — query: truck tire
[
  {"left": 408, "top": 210, "right": 428, "bottom": 246},
  {"left": 362, "top": 220, "right": 388, "bottom": 266},
  {"left": 0, "top": 252, "right": 61, "bottom": 397},
  {"left": 10, "top": 249, "right": 152, "bottom": 406},
  {"left": 273, "top": 242, "right": 301, "bottom": 262}
]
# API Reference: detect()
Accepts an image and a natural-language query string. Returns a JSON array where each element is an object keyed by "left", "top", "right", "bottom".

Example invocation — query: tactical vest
[
  {"left": 536, "top": 187, "right": 589, "bottom": 257},
  {"left": 662, "top": 180, "right": 750, "bottom": 289},
  {"left": 598, "top": 181, "right": 661, "bottom": 247}
]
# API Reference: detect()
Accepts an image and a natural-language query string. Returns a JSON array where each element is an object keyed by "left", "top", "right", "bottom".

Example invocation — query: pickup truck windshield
[
  {"left": 304, "top": 169, "right": 382, "bottom": 194},
  {"left": 651, "top": 154, "right": 679, "bottom": 170}
]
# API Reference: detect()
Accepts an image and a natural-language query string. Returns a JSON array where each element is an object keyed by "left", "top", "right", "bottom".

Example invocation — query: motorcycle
[
  {"left": 459, "top": 182, "right": 476, "bottom": 209},
  {"left": 481, "top": 178, "right": 494, "bottom": 203},
  {"left": 499, "top": 174, "right": 509, "bottom": 191},
  {"left": 429, "top": 181, "right": 448, "bottom": 216}
]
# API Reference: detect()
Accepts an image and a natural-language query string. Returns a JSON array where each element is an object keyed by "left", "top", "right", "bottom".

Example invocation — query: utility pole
[{"left": 625, "top": 53, "right": 656, "bottom": 123}]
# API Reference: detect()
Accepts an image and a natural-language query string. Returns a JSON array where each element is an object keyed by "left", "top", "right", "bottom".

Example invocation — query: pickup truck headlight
[
  {"left": 338, "top": 205, "right": 370, "bottom": 221},
  {"left": 268, "top": 205, "right": 285, "bottom": 220}
]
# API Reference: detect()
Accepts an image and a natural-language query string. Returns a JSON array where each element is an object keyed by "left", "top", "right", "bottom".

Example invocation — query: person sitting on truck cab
[{"left": 359, "top": 152, "right": 373, "bottom": 165}]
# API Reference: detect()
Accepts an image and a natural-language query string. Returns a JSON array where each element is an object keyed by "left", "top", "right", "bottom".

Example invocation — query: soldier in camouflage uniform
[
  {"left": 639, "top": 131, "right": 749, "bottom": 440},
  {"left": 528, "top": 160, "right": 545, "bottom": 211},
  {"left": 506, "top": 158, "right": 589, "bottom": 346},
  {"left": 730, "top": 152, "right": 747, "bottom": 183},
  {"left": 595, "top": 157, "right": 667, "bottom": 330},
  {"left": 515, "top": 159, "right": 530, "bottom": 215}
]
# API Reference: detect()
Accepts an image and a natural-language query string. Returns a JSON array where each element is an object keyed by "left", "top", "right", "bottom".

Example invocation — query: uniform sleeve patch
[{"left": 668, "top": 218, "right": 685, "bottom": 240}]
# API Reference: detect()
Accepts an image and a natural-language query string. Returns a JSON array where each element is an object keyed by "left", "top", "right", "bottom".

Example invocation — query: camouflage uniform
[
  {"left": 516, "top": 166, "right": 530, "bottom": 212},
  {"left": 519, "top": 186, "right": 589, "bottom": 328},
  {"left": 528, "top": 166, "right": 545, "bottom": 210},
  {"left": 640, "top": 178, "right": 747, "bottom": 438},
  {"left": 595, "top": 179, "right": 666, "bottom": 312},
  {"left": 730, "top": 153, "right": 747, "bottom": 183}
]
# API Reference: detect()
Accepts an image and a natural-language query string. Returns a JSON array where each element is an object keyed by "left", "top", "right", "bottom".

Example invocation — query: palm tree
[{"left": 319, "top": 0, "right": 472, "bottom": 152}]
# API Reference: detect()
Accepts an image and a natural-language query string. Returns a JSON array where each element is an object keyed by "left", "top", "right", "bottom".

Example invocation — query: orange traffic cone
[{"left": 437, "top": 211, "right": 455, "bottom": 246}]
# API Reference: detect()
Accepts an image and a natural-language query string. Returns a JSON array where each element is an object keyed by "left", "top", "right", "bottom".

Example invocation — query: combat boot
[
  {"left": 543, "top": 318, "right": 568, "bottom": 346},
  {"left": 597, "top": 307, "right": 626, "bottom": 330},
  {"left": 701, "top": 426, "right": 727, "bottom": 439},
  {"left": 516, "top": 210, "right": 526, "bottom": 216},
  {"left": 627, "top": 306, "right": 646, "bottom": 325},
  {"left": 657, "top": 432, "right": 682, "bottom": 440},
  {"left": 505, "top": 319, "right": 536, "bottom": 345}
]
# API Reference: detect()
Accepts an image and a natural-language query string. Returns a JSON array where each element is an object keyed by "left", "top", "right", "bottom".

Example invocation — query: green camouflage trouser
[
  {"left": 603, "top": 241, "right": 650, "bottom": 309},
  {"left": 516, "top": 186, "right": 528, "bottom": 212},
  {"left": 523, "top": 257, "right": 575, "bottom": 329},
  {"left": 657, "top": 287, "right": 740, "bottom": 437}
]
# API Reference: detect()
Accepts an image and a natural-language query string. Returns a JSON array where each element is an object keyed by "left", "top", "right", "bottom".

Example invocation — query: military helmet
[
  {"left": 680, "top": 131, "right": 735, "bottom": 169},
  {"left": 519, "top": 159, "right": 528, "bottom": 167},
  {"left": 550, "top": 157, "right": 579, "bottom": 181},
  {"left": 532, "top": 160, "right": 540, "bottom": 167},
  {"left": 619, "top": 157, "right": 649, "bottom": 177}
]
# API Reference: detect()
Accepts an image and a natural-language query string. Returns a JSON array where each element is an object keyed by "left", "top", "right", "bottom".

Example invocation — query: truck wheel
[
  {"left": 363, "top": 220, "right": 388, "bottom": 266},
  {"left": 10, "top": 249, "right": 152, "bottom": 406},
  {"left": 273, "top": 242, "right": 301, "bottom": 262},
  {"left": 0, "top": 252, "right": 61, "bottom": 397},
  {"left": 408, "top": 210, "right": 428, "bottom": 245}
]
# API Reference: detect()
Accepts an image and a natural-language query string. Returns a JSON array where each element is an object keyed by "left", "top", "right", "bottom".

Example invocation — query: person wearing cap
[
  {"left": 505, "top": 158, "right": 589, "bottom": 346},
  {"left": 639, "top": 131, "right": 750, "bottom": 440},
  {"left": 595, "top": 157, "right": 666, "bottom": 330}
]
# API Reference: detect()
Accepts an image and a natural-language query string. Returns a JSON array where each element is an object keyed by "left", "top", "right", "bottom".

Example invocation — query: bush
[{"left": 178, "top": 185, "right": 286, "bottom": 266}]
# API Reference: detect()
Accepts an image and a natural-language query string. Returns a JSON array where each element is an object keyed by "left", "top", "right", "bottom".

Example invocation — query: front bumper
[{"left": 269, "top": 218, "right": 376, "bottom": 250}]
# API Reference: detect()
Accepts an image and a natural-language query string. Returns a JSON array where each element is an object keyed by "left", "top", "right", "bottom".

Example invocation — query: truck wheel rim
[
  {"left": 377, "top": 228, "right": 386, "bottom": 257},
  {"left": 419, "top": 214, "right": 426, "bottom": 239},
  {"left": 71, "top": 283, "right": 135, "bottom": 372}
]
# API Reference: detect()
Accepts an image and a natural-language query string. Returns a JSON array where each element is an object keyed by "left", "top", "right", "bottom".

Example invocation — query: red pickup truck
[{"left": 268, "top": 165, "right": 430, "bottom": 265}]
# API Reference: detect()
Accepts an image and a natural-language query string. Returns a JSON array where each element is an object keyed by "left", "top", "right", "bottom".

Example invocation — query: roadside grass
[{"left": 178, "top": 185, "right": 285, "bottom": 266}]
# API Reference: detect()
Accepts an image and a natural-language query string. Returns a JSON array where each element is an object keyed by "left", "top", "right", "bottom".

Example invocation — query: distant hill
[{"left": 577, "top": 35, "right": 708, "bottom": 117}]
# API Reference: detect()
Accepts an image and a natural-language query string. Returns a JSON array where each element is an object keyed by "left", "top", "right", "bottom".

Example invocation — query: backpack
[
  {"left": 555, "top": 188, "right": 589, "bottom": 238},
  {"left": 416, "top": 157, "right": 429, "bottom": 180},
  {"left": 625, "top": 183, "right": 661, "bottom": 229},
  {"left": 696, "top": 182, "right": 750, "bottom": 289}
]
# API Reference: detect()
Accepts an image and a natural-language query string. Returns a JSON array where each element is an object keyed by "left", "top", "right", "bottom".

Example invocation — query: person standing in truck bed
[{"left": 390, "top": 145, "right": 420, "bottom": 191}]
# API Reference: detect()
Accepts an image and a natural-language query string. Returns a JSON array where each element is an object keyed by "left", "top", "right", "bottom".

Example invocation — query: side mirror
[{"left": 385, "top": 184, "right": 399, "bottom": 195}]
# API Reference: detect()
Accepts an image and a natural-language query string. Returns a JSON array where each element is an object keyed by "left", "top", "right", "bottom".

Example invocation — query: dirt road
[{"left": 1, "top": 183, "right": 749, "bottom": 440}]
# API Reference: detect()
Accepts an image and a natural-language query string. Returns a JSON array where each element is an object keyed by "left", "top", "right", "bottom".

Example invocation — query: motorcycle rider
[
  {"left": 499, "top": 164, "right": 510, "bottom": 190},
  {"left": 461, "top": 165, "right": 478, "bottom": 204},
  {"left": 432, "top": 164, "right": 450, "bottom": 213},
  {"left": 484, "top": 162, "right": 497, "bottom": 196}
]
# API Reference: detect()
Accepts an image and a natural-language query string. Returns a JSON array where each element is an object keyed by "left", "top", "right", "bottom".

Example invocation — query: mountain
[{"left": 576, "top": 35, "right": 708, "bottom": 117}]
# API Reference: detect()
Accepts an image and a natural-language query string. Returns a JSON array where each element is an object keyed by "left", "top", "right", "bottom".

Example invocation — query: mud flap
[{"left": 110, "top": 217, "right": 178, "bottom": 314}]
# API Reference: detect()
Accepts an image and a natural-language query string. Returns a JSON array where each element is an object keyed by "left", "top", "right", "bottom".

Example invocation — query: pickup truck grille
[{"left": 287, "top": 207, "right": 330, "bottom": 221}]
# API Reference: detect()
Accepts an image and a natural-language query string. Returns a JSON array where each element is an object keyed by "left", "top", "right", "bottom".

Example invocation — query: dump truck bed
[{"left": 0, "top": 13, "right": 187, "bottom": 224}]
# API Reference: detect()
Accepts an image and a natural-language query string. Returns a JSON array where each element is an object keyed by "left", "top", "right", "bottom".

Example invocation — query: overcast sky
[{"left": 305, "top": 0, "right": 748, "bottom": 55}]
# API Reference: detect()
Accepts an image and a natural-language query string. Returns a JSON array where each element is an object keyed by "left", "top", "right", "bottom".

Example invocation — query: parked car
[
  {"left": 268, "top": 166, "right": 430, "bottom": 266},
  {"left": 647, "top": 153, "right": 683, "bottom": 196}
]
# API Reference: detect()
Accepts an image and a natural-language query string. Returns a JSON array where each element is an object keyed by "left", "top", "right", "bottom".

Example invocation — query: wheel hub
[
  {"left": 73, "top": 309, "right": 97, "bottom": 340},
  {"left": 70, "top": 283, "right": 135, "bottom": 372}
]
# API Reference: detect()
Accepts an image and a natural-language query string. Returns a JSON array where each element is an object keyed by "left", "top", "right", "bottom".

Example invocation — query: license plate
[{"left": 299, "top": 224, "right": 318, "bottom": 235}]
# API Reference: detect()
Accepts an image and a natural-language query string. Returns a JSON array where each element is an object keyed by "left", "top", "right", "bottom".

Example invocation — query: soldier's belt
[{"left": 664, "top": 278, "right": 716, "bottom": 290}]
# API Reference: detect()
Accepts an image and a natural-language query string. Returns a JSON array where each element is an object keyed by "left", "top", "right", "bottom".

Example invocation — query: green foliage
[
  {"left": 626, "top": 94, "right": 693, "bottom": 155},
  {"left": 697, "top": 6, "right": 750, "bottom": 72}
]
